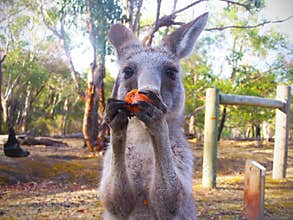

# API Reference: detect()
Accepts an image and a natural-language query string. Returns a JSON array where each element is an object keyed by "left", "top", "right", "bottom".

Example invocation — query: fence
[{"left": 202, "top": 85, "right": 291, "bottom": 188}]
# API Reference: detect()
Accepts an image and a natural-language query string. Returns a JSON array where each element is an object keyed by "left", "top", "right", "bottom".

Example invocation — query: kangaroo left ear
[
  {"left": 110, "top": 76, "right": 120, "bottom": 99},
  {"left": 108, "top": 24, "right": 142, "bottom": 59},
  {"left": 160, "top": 12, "right": 208, "bottom": 59}
]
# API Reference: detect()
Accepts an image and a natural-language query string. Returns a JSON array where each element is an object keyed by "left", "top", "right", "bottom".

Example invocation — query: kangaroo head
[{"left": 109, "top": 13, "right": 208, "bottom": 119}]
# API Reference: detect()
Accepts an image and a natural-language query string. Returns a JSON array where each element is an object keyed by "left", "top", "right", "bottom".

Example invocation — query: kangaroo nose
[{"left": 138, "top": 86, "right": 160, "bottom": 95}]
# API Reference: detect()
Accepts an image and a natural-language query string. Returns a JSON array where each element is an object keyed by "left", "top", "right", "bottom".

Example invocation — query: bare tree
[
  {"left": 39, "top": 1, "right": 85, "bottom": 100},
  {"left": 40, "top": 0, "right": 120, "bottom": 152},
  {"left": 0, "top": 29, "right": 10, "bottom": 133}
]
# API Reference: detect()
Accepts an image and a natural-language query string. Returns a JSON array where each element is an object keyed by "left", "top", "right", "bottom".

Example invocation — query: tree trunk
[
  {"left": 0, "top": 63, "right": 3, "bottom": 134},
  {"left": 62, "top": 98, "right": 69, "bottom": 136},
  {"left": 0, "top": 34, "right": 9, "bottom": 134},
  {"left": 20, "top": 84, "right": 31, "bottom": 133},
  {"left": 252, "top": 125, "right": 255, "bottom": 138},
  {"left": 83, "top": 82, "right": 98, "bottom": 152},
  {"left": 2, "top": 97, "right": 8, "bottom": 129},
  {"left": 246, "top": 126, "right": 251, "bottom": 139},
  {"left": 256, "top": 124, "right": 261, "bottom": 140},
  {"left": 99, "top": 81, "right": 105, "bottom": 115},
  {"left": 83, "top": 53, "right": 106, "bottom": 152},
  {"left": 189, "top": 115, "right": 195, "bottom": 138},
  {"left": 82, "top": 0, "right": 107, "bottom": 153},
  {"left": 132, "top": 0, "right": 143, "bottom": 33},
  {"left": 50, "top": 93, "right": 59, "bottom": 119},
  {"left": 217, "top": 107, "right": 227, "bottom": 141},
  {"left": 98, "top": 79, "right": 110, "bottom": 142}
]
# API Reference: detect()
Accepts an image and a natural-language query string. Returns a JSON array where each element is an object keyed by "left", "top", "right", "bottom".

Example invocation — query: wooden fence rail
[
  {"left": 220, "top": 94, "right": 285, "bottom": 110},
  {"left": 202, "top": 85, "right": 291, "bottom": 188}
]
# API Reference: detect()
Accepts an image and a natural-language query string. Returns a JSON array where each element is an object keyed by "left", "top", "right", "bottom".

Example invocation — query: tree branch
[
  {"left": 4, "top": 73, "right": 21, "bottom": 99},
  {"left": 86, "top": 0, "right": 98, "bottom": 78},
  {"left": 132, "top": 0, "right": 143, "bottom": 33},
  {"left": 172, "top": 0, "right": 207, "bottom": 16},
  {"left": 218, "top": 0, "right": 251, "bottom": 11},
  {"left": 128, "top": 0, "right": 134, "bottom": 29},
  {"left": 39, "top": 0, "right": 85, "bottom": 100},
  {"left": 143, "top": 0, "right": 207, "bottom": 46},
  {"left": 0, "top": 6, "right": 27, "bottom": 23},
  {"left": 40, "top": 1, "right": 62, "bottom": 39},
  {"left": 185, "top": 105, "right": 205, "bottom": 118},
  {"left": 206, "top": 16, "right": 293, "bottom": 31},
  {"left": 154, "top": 0, "right": 162, "bottom": 29},
  {"left": 144, "top": 0, "right": 162, "bottom": 46}
]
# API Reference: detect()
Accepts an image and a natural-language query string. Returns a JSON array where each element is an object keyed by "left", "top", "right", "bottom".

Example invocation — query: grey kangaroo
[{"left": 99, "top": 13, "right": 208, "bottom": 220}]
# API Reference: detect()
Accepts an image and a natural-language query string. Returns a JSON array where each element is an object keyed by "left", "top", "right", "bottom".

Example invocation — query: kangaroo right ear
[{"left": 108, "top": 24, "right": 142, "bottom": 59}]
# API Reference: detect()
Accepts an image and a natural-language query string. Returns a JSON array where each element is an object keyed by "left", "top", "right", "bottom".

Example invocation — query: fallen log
[
  {"left": 17, "top": 136, "right": 68, "bottom": 147},
  {"left": 52, "top": 132, "right": 83, "bottom": 139}
]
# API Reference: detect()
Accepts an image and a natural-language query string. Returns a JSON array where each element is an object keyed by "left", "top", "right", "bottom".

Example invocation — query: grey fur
[{"left": 99, "top": 13, "right": 208, "bottom": 220}]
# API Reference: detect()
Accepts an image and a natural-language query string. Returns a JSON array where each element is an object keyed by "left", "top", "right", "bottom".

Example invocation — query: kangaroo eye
[
  {"left": 164, "top": 66, "right": 177, "bottom": 80},
  {"left": 123, "top": 66, "right": 135, "bottom": 79}
]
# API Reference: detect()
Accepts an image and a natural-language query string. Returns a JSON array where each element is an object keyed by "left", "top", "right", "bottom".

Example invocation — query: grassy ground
[{"left": 0, "top": 138, "right": 292, "bottom": 219}]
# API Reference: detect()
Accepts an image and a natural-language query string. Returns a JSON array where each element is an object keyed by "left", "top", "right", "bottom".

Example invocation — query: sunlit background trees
[{"left": 0, "top": 0, "right": 292, "bottom": 150}]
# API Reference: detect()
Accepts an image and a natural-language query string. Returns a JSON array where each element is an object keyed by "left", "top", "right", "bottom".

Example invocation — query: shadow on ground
[{"left": 0, "top": 138, "right": 292, "bottom": 219}]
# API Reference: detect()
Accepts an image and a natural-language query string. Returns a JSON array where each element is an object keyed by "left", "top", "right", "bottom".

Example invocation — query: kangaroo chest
[
  {"left": 125, "top": 118, "right": 155, "bottom": 191},
  {"left": 124, "top": 118, "right": 158, "bottom": 219}
]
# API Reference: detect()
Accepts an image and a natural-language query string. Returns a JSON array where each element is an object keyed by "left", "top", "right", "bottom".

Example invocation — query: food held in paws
[{"left": 124, "top": 89, "right": 153, "bottom": 113}]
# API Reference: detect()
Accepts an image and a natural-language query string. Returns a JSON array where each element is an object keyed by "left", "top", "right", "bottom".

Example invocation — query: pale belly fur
[{"left": 125, "top": 118, "right": 157, "bottom": 219}]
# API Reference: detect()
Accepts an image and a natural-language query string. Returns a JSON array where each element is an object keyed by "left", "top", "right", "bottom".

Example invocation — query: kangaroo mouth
[{"left": 138, "top": 89, "right": 167, "bottom": 113}]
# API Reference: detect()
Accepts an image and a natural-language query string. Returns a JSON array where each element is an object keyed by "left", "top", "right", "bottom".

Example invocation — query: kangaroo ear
[
  {"left": 108, "top": 24, "right": 142, "bottom": 59},
  {"left": 110, "top": 77, "right": 120, "bottom": 99},
  {"left": 160, "top": 13, "right": 208, "bottom": 59}
]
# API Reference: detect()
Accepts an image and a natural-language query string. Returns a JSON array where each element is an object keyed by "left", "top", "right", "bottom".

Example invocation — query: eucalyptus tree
[
  {"left": 0, "top": 0, "right": 39, "bottom": 132},
  {"left": 41, "top": 0, "right": 123, "bottom": 151}
]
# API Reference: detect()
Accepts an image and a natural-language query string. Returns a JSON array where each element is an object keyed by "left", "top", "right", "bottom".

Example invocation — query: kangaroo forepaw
[
  {"left": 138, "top": 90, "right": 167, "bottom": 113},
  {"left": 105, "top": 98, "right": 131, "bottom": 131},
  {"left": 134, "top": 99, "right": 166, "bottom": 127}
]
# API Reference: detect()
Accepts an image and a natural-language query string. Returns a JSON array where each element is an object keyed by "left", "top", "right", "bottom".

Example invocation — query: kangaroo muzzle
[{"left": 137, "top": 72, "right": 161, "bottom": 95}]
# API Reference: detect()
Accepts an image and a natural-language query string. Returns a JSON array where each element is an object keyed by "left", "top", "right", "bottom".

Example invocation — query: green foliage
[
  {"left": 59, "top": 0, "right": 123, "bottom": 55},
  {"left": 0, "top": 0, "right": 291, "bottom": 138},
  {"left": 104, "top": 71, "right": 115, "bottom": 99},
  {"left": 181, "top": 0, "right": 291, "bottom": 138}
]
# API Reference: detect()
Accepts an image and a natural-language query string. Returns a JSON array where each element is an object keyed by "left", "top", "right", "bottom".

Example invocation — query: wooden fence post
[
  {"left": 202, "top": 88, "right": 219, "bottom": 188},
  {"left": 244, "top": 160, "right": 266, "bottom": 220},
  {"left": 273, "top": 85, "right": 291, "bottom": 179}
]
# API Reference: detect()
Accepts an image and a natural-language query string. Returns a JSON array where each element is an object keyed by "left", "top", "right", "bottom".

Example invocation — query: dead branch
[
  {"left": 185, "top": 105, "right": 205, "bottom": 118},
  {"left": 206, "top": 16, "right": 293, "bottom": 31},
  {"left": 143, "top": 0, "right": 207, "bottom": 46}
]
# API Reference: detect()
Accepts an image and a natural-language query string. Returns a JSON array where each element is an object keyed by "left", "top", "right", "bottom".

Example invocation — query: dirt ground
[{"left": 0, "top": 138, "right": 292, "bottom": 220}]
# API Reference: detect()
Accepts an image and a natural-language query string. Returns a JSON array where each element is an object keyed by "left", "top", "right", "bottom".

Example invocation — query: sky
[{"left": 70, "top": 0, "right": 293, "bottom": 75}]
